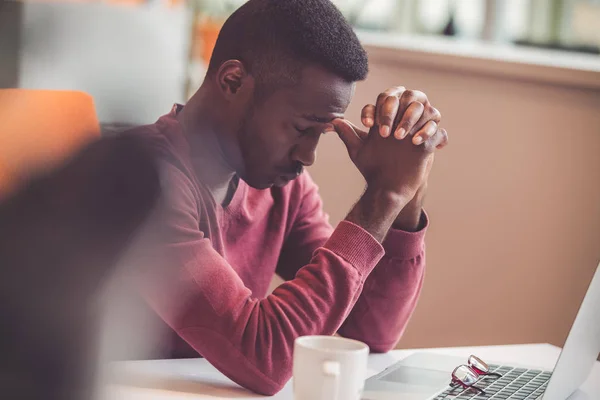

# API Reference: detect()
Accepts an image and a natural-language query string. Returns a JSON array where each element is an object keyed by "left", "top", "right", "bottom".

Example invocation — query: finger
[
  {"left": 398, "top": 89, "right": 428, "bottom": 114},
  {"left": 423, "top": 127, "right": 448, "bottom": 150},
  {"left": 397, "top": 90, "right": 428, "bottom": 135},
  {"left": 374, "top": 86, "right": 406, "bottom": 136},
  {"left": 331, "top": 119, "right": 366, "bottom": 156},
  {"left": 408, "top": 106, "right": 442, "bottom": 137},
  {"left": 421, "top": 127, "right": 441, "bottom": 149},
  {"left": 374, "top": 86, "right": 404, "bottom": 128},
  {"left": 374, "top": 86, "right": 405, "bottom": 124},
  {"left": 429, "top": 106, "right": 442, "bottom": 124},
  {"left": 361, "top": 104, "right": 376, "bottom": 128},
  {"left": 374, "top": 92, "right": 388, "bottom": 130},
  {"left": 377, "top": 96, "right": 400, "bottom": 138},
  {"left": 394, "top": 101, "right": 424, "bottom": 139},
  {"left": 423, "top": 128, "right": 448, "bottom": 151},
  {"left": 333, "top": 118, "right": 369, "bottom": 141},
  {"left": 413, "top": 120, "right": 438, "bottom": 145},
  {"left": 436, "top": 128, "right": 449, "bottom": 149}
]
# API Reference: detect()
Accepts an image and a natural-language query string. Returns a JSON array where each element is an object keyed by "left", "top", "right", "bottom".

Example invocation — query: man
[{"left": 125, "top": 0, "right": 448, "bottom": 395}]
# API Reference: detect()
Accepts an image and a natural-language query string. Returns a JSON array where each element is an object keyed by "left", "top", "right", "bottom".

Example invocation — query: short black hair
[{"left": 208, "top": 0, "right": 369, "bottom": 98}]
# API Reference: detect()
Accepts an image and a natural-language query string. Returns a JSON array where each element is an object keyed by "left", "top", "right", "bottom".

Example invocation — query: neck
[{"left": 177, "top": 87, "right": 237, "bottom": 204}]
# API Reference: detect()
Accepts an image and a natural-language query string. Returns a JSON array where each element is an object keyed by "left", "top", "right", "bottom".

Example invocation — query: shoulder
[
  {"left": 121, "top": 122, "right": 179, "bottom": 166},
  {"left": 119, "top": 122, "right": 202, "bottom": 218}
]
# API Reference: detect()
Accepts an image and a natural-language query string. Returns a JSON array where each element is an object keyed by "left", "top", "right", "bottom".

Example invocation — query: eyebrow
[{"left": 302, "top": 114, "right": 342, "bottom": 124}]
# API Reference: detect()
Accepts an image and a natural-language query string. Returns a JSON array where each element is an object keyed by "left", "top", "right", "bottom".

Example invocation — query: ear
[{"left": 215, "top": 60, "right": 254, "bottom": 100}]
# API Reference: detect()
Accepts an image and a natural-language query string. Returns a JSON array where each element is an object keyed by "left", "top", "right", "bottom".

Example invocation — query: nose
[{"left": 291, "top": 135, "right": 318, "bottom": 167}]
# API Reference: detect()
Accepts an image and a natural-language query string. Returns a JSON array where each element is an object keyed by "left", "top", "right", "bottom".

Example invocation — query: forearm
[
  {"left": 139, "top": 223, "right": 385, "bottom": 396},
  {"left": 337, "top": 256, "right": 425, "bottom": 352},
  {"left": 337, "top": 224, "right": 427, "bottom": 351},
  {"left": 339, "top": 207, "right": 428, "bottom": 351},
  {"left": 346, "top": 187, "right": 409, "bottom": 243}
]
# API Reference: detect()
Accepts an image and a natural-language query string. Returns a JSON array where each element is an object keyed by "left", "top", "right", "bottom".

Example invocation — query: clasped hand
[{"left": 330, "top": 86, "right": 449, "bottom": 201}]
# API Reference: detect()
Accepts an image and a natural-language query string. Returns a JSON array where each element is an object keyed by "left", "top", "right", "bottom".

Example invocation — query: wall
[
  {"left": 308, "top": 42, "right": 600, "bottom": 349},
  {"left": 19, "top": 2, "right": 190, "bottom": 124}
]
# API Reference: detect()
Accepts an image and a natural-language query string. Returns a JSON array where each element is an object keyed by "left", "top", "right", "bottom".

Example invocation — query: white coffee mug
[{"left": 293, "top": 335, "right": 369, "bottom": 400}]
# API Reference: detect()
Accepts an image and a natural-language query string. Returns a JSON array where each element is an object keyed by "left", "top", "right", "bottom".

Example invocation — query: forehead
[{"left": 280, "top": 64, "right": 355, "bottom": 117}]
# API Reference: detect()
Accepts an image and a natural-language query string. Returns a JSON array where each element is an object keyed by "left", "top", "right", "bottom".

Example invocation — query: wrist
[
  {"left": 362, "top": 186, "right": 412, "bottom": 214},
  {"left": 346, "top": 187, "right": 410, "bottom": 243},
  {"left": 393, "top": 184, "right": 427, "bottom": 232}
]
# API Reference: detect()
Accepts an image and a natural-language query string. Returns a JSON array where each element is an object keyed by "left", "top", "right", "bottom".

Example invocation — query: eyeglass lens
[
  {"left": 453, "top": 365, "right": 479, "bottom": 386},
  {"left": 468, "top": 355, "right": 489, "bottom": 374}
]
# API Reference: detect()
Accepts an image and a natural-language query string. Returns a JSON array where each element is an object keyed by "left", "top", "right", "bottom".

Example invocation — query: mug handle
[{"left": 322, "top": 360, "right": 340, "bottom": 400}]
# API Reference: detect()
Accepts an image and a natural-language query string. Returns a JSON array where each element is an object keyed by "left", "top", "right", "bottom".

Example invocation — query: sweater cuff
[
  {"left": 324, "top": 220, "right": 385, "bottom": 276},
  {"left": 383, "top": 210, "right": 428, "bottom": 260}
]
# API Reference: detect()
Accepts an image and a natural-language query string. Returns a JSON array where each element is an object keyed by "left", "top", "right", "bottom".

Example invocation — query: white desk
[{"left": 103, "top": 344, "right": 600, "bottom": 399}]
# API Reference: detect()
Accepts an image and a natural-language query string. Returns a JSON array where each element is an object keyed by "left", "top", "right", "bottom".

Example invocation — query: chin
[
  {"left": 273, "top": 175, "right": 296, "bottom": 188},
  {"left": 241, "top": 175, "right": 274, "bottom": 190},
  {"left": 273, "top": 180, "right": 290, "bottom": 188},
  {"left": 251, "top": 181, "right": 275, "bottom": 190},
  {"left": 243, "top": 174, "right": 294, "bottom": 190}
]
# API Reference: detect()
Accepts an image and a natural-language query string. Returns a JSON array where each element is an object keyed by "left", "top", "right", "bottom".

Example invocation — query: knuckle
[
  {"left": 384, "top": 96, "right": 398, "bottom": 107},
  {"left": 384, "top": 86, "right": 405, "bottom": 96},
  {"left": 412, "top": 101, "right": 425, "bottom": 112},
  {"left": 429, "top": 107, "right": 442, "bottom": 121},
  {"left": 406, "top": 103, "right": 424, "bottom": 122},
  {"left": 414, "top": 90, "right": 427, "bottom": 100},
  {"left": 402, "top": 89, "right": 416, "bottom": 100}
]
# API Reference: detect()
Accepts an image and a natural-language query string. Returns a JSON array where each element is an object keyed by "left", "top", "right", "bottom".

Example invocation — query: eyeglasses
[{"left": 450, "top": 355, "right": 502, "bottom": 395}]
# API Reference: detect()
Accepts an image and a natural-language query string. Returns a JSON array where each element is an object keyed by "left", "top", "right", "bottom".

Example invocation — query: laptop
[{"left": 363, "top": 262, "right": 600, "bottom": 400}]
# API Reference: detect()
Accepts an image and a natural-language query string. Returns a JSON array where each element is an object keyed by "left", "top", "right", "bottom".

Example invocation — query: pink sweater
[{"left": 129, "top": 106, "right": 427, "bottom": 395}]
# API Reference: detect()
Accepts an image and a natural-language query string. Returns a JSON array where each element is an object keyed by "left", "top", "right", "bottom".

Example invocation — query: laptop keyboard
[{"left": 432, "top": 364, "right": 552, "bottom": 400}]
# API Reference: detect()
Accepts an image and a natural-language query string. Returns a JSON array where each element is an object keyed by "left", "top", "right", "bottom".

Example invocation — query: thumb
[{"left": 331, "top": 119, "right": 366, "bottom": 155}]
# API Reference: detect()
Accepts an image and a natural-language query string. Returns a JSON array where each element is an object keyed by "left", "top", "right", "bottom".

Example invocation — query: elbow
[
  {"left": 229, "top": 363, "right": 290, "bottom": 396},
  {"left": 255, "top": 384, "right": 286, "bottom": 397},
  {"left": 366, "top": 341, "right": 396, "bottom": 353},
  {"left": 245, "top": 376, "right": 288, "bottom": 396}
]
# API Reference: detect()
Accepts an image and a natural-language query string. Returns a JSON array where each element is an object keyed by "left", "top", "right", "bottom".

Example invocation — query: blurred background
[
  {"left": 1, "top": 0, "right": 599, "bottom": 351},
  {"left": 2, "top": 0, "right": 599, "bottom": 124}
]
